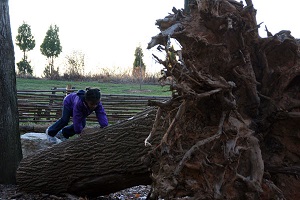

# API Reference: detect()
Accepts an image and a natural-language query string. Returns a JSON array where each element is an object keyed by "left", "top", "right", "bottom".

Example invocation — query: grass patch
[{"left": 17, "top": 78, "right": 171, "bottom": 96}]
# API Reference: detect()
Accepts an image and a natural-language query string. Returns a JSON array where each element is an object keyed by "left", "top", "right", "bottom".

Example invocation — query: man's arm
[{"left": 95, "top": 103, "right": 108, "bottom": 127}]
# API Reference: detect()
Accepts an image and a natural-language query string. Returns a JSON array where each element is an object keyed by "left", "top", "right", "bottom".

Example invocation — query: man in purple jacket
[{"left": 46, "top": 88, "right": 108, "bottom": 144}]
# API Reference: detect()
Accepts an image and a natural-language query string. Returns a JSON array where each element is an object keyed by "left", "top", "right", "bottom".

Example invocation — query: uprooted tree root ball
[{"left": 146, "top": 0, "right": 299, "bottom": 199}]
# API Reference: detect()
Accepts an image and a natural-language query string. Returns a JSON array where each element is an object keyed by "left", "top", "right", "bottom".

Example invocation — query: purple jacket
[{"left": 63, "top": 91, "right": 108, "bottom": 134}]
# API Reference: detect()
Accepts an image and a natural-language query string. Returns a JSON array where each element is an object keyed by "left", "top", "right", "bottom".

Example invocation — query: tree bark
[
  {"left": 0, "top": 0, "right": 23, "bottom": 184},
  {"left": 17, "top": 108, "right": 163, "bottom": 197}
]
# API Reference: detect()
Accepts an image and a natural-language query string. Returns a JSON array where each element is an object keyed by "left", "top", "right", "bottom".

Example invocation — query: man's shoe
[
  {"left": 56, "top": 130, "right": 67, "bottom": 142},
  {"left": 46, "top": 128, "right": 61, "bottom": 144}
]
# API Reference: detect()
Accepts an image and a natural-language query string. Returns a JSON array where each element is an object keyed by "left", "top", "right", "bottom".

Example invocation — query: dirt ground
[{"left": 0, "top": 184, "right": 150, "bottom": 200}]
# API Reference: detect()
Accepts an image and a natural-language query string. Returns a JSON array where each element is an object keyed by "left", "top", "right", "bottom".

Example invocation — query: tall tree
[
  {"left": 132, "top": 45, "right": 146, "bottom": 78},
  {"left": 15, "top": 21, "right": 35, "bottom": 76},
  {"left": 40, "top": 24, "right": 62, "bottom": 79},
  {"left": 0, "top": 0, "right": 23, "bottom": 184}
]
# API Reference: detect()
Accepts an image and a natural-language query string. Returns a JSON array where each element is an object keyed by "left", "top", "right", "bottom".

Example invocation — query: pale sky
[{"left": 9, "top": 0, "right": 300, "bottom": 77}]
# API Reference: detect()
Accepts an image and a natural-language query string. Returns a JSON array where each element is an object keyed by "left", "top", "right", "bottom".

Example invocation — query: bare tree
[{"left": 63, "top": 50, "right": 85, "bottom": 80}]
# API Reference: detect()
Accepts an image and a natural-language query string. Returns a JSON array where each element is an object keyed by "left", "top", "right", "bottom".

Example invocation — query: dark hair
[{"left": 85, "top": 88, "right": 101, "bottom": 103}]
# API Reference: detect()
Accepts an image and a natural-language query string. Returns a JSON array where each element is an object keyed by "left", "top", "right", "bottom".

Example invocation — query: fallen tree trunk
[{"left": 17, "top": 108, "right": 163, "bottom": 197}]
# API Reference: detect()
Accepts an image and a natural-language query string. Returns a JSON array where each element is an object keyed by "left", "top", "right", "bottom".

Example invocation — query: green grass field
[{"left": 16, "top": 78, "right": 171, "bottom": 96}]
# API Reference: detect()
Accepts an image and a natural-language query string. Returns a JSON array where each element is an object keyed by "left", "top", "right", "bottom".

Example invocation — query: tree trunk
[
  {"left": 0, "top": 0, "right": 23, "bottom": 184},
  {"left": 17, "top": 108, "right": 163, "bottom": 197}
]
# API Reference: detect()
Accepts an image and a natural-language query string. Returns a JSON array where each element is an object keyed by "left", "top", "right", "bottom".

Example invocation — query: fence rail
[{"left": 17, "top": 89, "right": 170, "bottom": 124}]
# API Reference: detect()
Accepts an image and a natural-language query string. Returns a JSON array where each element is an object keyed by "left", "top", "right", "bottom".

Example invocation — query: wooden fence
[{"left": 17, "top": 88, "right": 170, "bottom": 124}]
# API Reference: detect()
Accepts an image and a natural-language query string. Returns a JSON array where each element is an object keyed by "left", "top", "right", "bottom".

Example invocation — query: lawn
[{"left": 16, "top": 78, "right": 172, "bottom": 97}]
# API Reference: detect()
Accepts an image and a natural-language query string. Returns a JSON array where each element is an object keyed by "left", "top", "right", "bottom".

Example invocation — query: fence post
[
  {"left": 66, "top": 84, "right": 72, "bottom": 95},
  {"left": 46, "top": 87, "right": 57, "bottom": 120},
  {"left": 50, "top": 87, "right": 57, "bottom": 100}
]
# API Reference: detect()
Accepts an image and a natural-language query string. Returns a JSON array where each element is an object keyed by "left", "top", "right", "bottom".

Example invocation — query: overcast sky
[{"left": 9, "top": 0, "right": 300, "bottom": 77}]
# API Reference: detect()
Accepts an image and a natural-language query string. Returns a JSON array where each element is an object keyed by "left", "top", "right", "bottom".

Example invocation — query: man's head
[{"left": 84, "top": 88, "right": 101, "bottom": 109}]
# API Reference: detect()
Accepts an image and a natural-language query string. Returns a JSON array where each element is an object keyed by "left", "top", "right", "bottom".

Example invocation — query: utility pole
[{"left": 139, "top": 50, "right": 142, "bottom": 90}]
